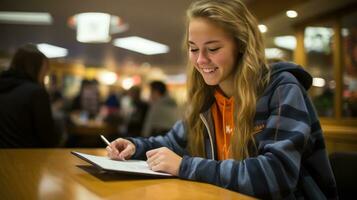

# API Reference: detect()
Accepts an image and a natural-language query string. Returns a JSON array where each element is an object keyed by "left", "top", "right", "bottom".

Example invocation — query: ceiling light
[
  {"left": 312, "top": 77, "right": 326, "bottom": 87},
  {"left": 258, "top": 24, "right": 268, "bottom": 33},
  {"left": 0, "top": 11, "right": 52, "bottom": 25},
  {"left": 286, "top": 10, "right": 298, "bottom": 18},
  {"left": 76, "top": 13, "right": 111, "bottom": 43},
  {"left": 274, "top": 35, "right": 296, "bottom": 50},
  {"left": 113, "top": 36, "right": 170, "bottom": 55},
  {"left": 265, "top": 48, "right": 285, "bottom": 59},
  {"left": 68, "top": 12, "right": 128, "bottom": 43},
  {"left": 37, "top": 43, "right": 68, "bottom": 58}
]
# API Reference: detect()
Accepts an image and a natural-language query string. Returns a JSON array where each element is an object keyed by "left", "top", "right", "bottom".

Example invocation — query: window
[
  {"left": 342, "top": 11, "right": 357, "bottom": 117},
  {"left": 305, "top": 25, "right": 335, "bottom": 117}
]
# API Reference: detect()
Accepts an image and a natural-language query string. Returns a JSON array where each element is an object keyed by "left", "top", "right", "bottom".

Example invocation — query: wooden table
[{"left": 0, "top": 149, "right": 255, "bottom": 200}]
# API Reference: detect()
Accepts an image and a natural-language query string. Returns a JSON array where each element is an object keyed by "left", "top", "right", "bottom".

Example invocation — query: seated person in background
[
  {"left": 0, "top": 44, "right": 61, "bottom": 148},
  {"left": 142, "top": 81, "right": 179, "bottom": 137},
  {"left": 70, "top": 79, "right": 101, "bottom": 123},
  {"left": 103, "top": 86, "right": 122, "bottom": 125},
  {"left": 124, "top": 86, "right": 149, "bottom": 137}
]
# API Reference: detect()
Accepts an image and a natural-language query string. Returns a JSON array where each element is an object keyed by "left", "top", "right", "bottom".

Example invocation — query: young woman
[
  {"left": 0, "top": 44, "right": 60, "bottom": 147},
  {"left": 106, "top": 0, "right": 338, "bottom": 198}
]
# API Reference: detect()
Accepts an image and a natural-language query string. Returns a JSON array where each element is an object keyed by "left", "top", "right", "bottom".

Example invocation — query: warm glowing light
[
  {"left": 122, "top": 78, "right": 134, "bottom": 90},
  {"left": 76, "top": 12, "right": 111, "bottom": 43},
  {"left": 258, "top": 24, "right": 267, "bottom": 33},
  {"left": 37, "top": 43, "right": 68, "bottom": 58},
  {"left": 312, "top": 77, "right": 326, "bottom": 87},
  {"left": 0, "top": 11, "right": 52, "bottom": 25},
  {"left": 286, "top": 10, "right": 298, "bottom": 18},
  {"left": 274, "top": 35, "right": 296, "bottom": 50},
  {"left": 265, "top": 48, "right": 284, "bottom": 59},
  {"left": 113, "top": 36, "right": 169, "bottom": 55},
  {"left": 99, "top": 71, "right": 117, "bottom": 85}
]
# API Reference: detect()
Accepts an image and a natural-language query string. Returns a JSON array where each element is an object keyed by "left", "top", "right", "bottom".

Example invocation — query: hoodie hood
[
  {"left": 270, "top": 62, "right": 312, "bottom": 90},
  {"left": 0, "top": 69, "right": 33, "bottom": 92}
]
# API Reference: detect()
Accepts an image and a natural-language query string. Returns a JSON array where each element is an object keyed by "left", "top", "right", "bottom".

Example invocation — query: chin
[{"left": 203, "top": 79, "right": 219, "bottom": 86}]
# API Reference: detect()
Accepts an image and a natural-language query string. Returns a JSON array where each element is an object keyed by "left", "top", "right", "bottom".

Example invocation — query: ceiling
[{"left": 0, "top": 0, "right": 355, "bottom": 74}]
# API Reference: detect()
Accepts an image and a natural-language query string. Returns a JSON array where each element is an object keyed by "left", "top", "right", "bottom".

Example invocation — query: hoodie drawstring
[{"left": 222, "top": 98, "right": 234, "bottom": 159}]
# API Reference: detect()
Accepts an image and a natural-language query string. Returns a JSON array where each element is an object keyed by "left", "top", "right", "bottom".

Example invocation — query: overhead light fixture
[
  {"left": 36, "top": 43, "right": 68, "bottom": 58},
  {"left": 274, "top": 35, "right": 296, "bottom": 50},
  {"left": 68, "top": 12, "right": 128, "bottom": 43},
  {"left": 258, "top": 24, "right": 268, "bottom": 33},
  {"left": 0, "top": 11, "right": 52, "bottom": 25},
  {"left": 286, "top": 10, "right": 298, "bottom": 18},
  {"left": 312, "top": 77, "right": 326, "bottom": 88},
  {"left": 113, "top": 36, "right": 170, "bottom": 55},
  {"left": 265, "top": 48, "right": 285, "bottom": 59},
  {"left": 77, "top": 12, "right": 110, "bottom": 43}
]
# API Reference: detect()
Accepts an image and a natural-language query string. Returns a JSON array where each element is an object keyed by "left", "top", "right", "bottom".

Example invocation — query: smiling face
[{"left": 188, "top": 17, "right": 238, "bottom": 96}]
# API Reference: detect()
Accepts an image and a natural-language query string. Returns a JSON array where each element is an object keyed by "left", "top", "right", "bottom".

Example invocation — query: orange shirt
[{"left": 211, "top": 89, "right": 235, "bottom": 160}]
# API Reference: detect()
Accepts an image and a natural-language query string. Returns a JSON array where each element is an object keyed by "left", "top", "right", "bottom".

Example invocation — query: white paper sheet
[{"left": 72, "top": 151, "right": 173, "bottom": 177}]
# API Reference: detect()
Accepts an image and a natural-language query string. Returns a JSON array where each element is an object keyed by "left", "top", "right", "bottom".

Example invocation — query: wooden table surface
[{"left": 0, "top": 149, "right": 255, "bottom": 200}]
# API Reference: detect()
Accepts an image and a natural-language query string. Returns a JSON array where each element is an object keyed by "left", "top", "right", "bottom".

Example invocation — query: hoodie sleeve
[
  {"left": 129, "top": 120, "right": 189, "bottom": 160},
  {"left": 31, "top": 87, "right": 61, "bottom": 147},
  {"left": 179, "top": 83, "right": 313, "bottom": 199}
]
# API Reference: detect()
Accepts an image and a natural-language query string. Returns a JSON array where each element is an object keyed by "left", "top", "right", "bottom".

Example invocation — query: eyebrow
[{"left": 188, "top": 40, "right": 221, "bottom": 45}]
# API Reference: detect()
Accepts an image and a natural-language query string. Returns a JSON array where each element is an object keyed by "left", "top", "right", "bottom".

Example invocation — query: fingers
[
  {"left": 146, "top": 148, "right": 166, "bottom": 171},
  {"left": 147, "top": 154, "right": 160, "bottom": 168},
  {"left": 145, "top": 147, "right": 182, "bottom": 176},
  {"left": 118, "top": 143, "right": 135, "bottom": 160},
  {"left": 146, "top": 148, "right": 158, "bottom": 158},
  {"left": 106, "top": 144, "right": 120, "bottom": 160},
  {"left": 106, "top": 138, "right": 134, "bottom": 160}
]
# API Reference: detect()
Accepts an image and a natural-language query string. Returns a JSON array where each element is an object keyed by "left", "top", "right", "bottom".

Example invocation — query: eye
[
  {"left": 208, "top": 47, "right": 220, "bottom": 52},
  {"left": 189, "top": 48, "right": 199, "bottom": 52}
]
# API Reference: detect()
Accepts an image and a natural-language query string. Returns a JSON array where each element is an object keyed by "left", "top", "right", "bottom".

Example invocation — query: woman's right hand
[{"left": 106, "top": 138, "right": 136, "bottom": 160}]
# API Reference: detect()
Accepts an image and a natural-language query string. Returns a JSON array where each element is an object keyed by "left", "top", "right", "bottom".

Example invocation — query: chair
[{"left": 329, "top": 152, "right": 357, "bottom": 199}]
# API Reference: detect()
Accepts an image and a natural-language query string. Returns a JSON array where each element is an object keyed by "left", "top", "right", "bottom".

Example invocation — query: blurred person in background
[
  {"left": 0, "top": 44, "right": 61, "bottom": 147},
  {"left": 103, "top": 86, "right": 122, "bottom": 127},
  {"left": 142, "top": 81, "right": 179, "bottom": 137},
  {"left": 121, "top": 86, "right": 148, "bottom": 137},
  {"left": 70, "top": 79, "right": 101, "bottom": 122}
]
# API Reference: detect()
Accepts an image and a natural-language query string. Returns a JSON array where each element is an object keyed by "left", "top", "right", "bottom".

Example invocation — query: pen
[
  {"left": 100, "top": 135, "right": 111, "bottom": 146},
  {"left": 101, "top": 135, "right": 126, "bottom": 161}
]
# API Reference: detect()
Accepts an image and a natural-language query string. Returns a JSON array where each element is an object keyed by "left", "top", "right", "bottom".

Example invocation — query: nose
[{"left": 196, "top": 51, "right": 210, "bottom": 65}]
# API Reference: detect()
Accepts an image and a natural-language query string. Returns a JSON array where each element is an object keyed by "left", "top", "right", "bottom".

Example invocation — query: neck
[{"left": 218, "top": 83, "right": 233, "bottom": 97}]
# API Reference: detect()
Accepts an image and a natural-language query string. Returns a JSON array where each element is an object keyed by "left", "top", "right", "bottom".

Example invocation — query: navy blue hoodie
[{"left": 129, "top": 62, "right": 338, "bottom": 199}]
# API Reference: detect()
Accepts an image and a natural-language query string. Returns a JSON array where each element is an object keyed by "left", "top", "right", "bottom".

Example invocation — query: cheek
[
  {"left": 189, "top": 53, "right": 197, "bottom": 64},
  {"left": 189, "top": 53, "right": 200, "bottom": 71},
  {"left": 216, "top": 52, "right": 236, "bottom": 69}
]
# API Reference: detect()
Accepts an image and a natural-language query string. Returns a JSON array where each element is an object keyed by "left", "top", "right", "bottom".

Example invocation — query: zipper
[{"left": 199, "top": 113, "right": 215, "bottom": 160}]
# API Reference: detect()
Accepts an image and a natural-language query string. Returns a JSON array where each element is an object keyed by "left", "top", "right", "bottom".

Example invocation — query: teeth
[{"left": 202, "top": 68, "right": 216, "bottom": 73}]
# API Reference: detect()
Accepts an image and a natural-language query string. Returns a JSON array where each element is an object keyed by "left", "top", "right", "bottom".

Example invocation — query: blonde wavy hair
[{"left": 184, "top": 0, "right": 271, "bottom": 160}]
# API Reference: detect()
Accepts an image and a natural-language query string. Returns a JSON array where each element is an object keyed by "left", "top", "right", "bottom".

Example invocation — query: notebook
[{"left": 71, "top": 151, "right": 173, "bottom": 177}]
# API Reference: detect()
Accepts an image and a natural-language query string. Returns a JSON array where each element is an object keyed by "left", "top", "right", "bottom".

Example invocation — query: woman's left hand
[{"left": 146, "top": 147, "right": 182, "bottom": 176}]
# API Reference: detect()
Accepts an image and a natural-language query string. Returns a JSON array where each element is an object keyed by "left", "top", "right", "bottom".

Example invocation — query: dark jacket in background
[{"left": 0, "top": 70, "right": 60, "bottom": 147}]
